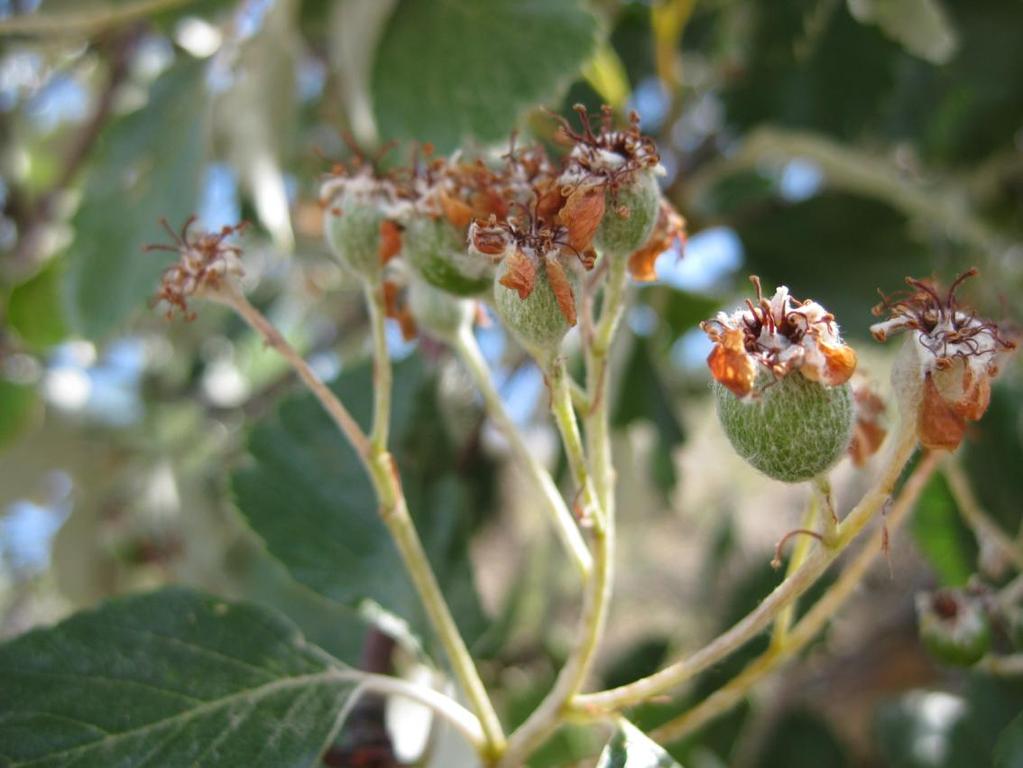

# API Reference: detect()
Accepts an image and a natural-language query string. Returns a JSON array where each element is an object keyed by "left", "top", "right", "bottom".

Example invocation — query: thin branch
[
  {"left": 943, "top": 456, "right": 1023, "bottom": 571},
  {"left": 0, "top": 0, "right": 195, "bottom": 36},
  {"left": 570, "top": 422, "right": 919, "bottom": 714},
  {"left": 650, "top": 450, "right": 939, "bottom": 744}
]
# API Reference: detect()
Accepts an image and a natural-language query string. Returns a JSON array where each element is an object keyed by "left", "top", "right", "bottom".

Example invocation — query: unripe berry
[
  {"left": 323, "top": 194, "right": 389, "bottom": 281},
  {"left": 595, "top": 169, "right": 660, "bottom": 257},
  {"left": 404, "top": 215, "right": 492, "bottom": 296},
  {"left": 407, "top": 277, "right": 473, "bottom": 342},
  {"left": 713, "top": 373, "right": 854, "bottom": 483},
  {"left": 917, "top": 589, "right": 991, "bottom": 667},
  {"left": 494, "top": 258, "right": 576, "bottom": 361}
]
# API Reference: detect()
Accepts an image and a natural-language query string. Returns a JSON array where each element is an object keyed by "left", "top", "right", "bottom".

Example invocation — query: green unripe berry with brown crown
[
  {"left": 323, "top": 193, "right": 388, "bottom": 282},
  {"left": 917, "top": 589, "right": 992, "bottom": 667},
  {"left": 493, "top": 261, "right": 576, "bottom": 363},
  {"left": 713, "top": 372, "right": 854, "bottom": 483},
  {"left": 404, "top": 216, "right": 492, "bottom": 296},
  {"left": 595, "top": 170, "right": 660, "bottom": 257}
]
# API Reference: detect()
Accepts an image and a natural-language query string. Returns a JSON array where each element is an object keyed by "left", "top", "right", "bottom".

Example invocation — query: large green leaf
[
  {"left": 0, "top": 380, "right": 40, "bottom": 450},
  {"left": 0, "top": 588, "right": 359, "bottom": 767},
  {"left": 371, "top": 0, "right": 599, "bottom": 152},
  {"left": 7, "top": 261, "right": 68, "bottom": 349},
  {"left": 597, "top": 720, "right": 682, "bottom": 768},
  {"left": 63, "top": 60, "right": 208, "bottom": 340},
  {"left": 232, "top": 356, "right": 486, "bottom": 647},
  {"left": 910, "top": 472, "right": 977, "bottom": 587},
  {"left": 996, "top": 713, "right": 1023, "bottom": 768}
]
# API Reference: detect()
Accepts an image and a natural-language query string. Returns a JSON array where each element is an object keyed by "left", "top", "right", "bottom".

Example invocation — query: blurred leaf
[
  {"left": 583, "top": 42, "right": 631, "bottom": 108},
  {"left": 0, "top": 380, "right": 40, "bottom": 450},
  {"left": 962, "top": 380, "right": 1023, "bottom": 537},
  {"left": 12, "top": 0, "right": 234, "bottom": 35},
  {"left": 63, "top": 60, "right": 208, "bottom": 340},
  {"left": 7, "top": 260, "right": 68, "bottom": 348},
  {"left": 724, "top": 0, "right": 900, "bottom": 141},
  {"left": 371, "top": 0, "right": 599, "bottom": 152},
  {"left": 755, "top": 709, "right": 849, "bottom": 768},
  {"left": 847, "top": 0, "right": 957, "bottom": 64},
  {"left": 232, "top": 355, "right": 486, "bottom": 648},
  {"left": 613, "top": 338, "right": 686, "bottom": 495},
  {"left": 996, "top": 713, "right": 1023, "bottom": 768},
  {"left": 603, "top": 636, "right": 671, "bottom": 691},
  {"left": 874, "top": 677, "right": 1023, "bottom": 768},
  {"left": 735, "top": 192, "right": 932, "bottom": 337},
  {"left": 653, "top": 287, "right": 722, "bottom": 342},
  {"left": 597, "top": 719, "right": 681, "bottom": 768},
  {"left": 0, "top": 588, "right": 358, "bottom": 766},
  {"left": 910, "top": 473, "right": 977, "bottom": 586}
]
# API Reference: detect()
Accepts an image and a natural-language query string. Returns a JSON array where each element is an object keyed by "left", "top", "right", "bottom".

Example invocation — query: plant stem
[
  {"left": 454, "top": 327, "right": 593, "bottom": 578},
  {"left": 221, "top": 287, "right": 505, "bottom": 757},
  {"left": 976, "top": 654, "right": 1023, "bottom": 676},
  {"left": 943, "top": 456, "right": 1023, "bottom": 571},
  {"left": 364, "top": 282, "right": 392, "bottom": 453},
  {"left": 220, "top": 289, "right": 372, "bottom": 462},
  {"left": 0, "top": 0, "right": 195, "bottom": 35},
  {"left": 650, "top": 450, "right": 938, "bottom": 744},
  {"left": 771, "top": 492, "right": 819, "bottom": 648},
  {"left": 571, "top": 421, "right": 919, "bottom": 714},
  {"left": 333, "top": 669, "right": 486, "bottom": 750},
  {"left": 548, "top": 355, "right": 603, "bottom": 530},
  {"left": 500, "top": 257, "right": 629, "bottom": 766}
]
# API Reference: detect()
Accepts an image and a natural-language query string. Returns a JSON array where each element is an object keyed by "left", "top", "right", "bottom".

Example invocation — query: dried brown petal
[
  {"left": 378, "top": 220, "right": 402, "bottom": 264},
  {"left": 544, "top": 255, "right": 577, "bottom": 327},
  {"left": 439, "top": 192, "right": 474, "bottom": 230},
  {"left": 559, "top": 184, "right": 605, "bottom": 253},
  {"left": 498, "top": 249, "right": 537, "bottom": 300},
  {"left": 708, "top": 327, "right": 756, "bottom": 398},
  {"left": 627, "top": 200, "right": 685, "bottom": 283},
  {"left": 919, "top": 372, "right": 968, "bottom": 451}
]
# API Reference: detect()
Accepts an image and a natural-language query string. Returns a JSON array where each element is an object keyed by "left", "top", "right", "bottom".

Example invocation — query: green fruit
[
  {"left": 714, "top": 372, "right": 854, "bottom": 483},
  {"left": 408, "top": 277, "right": 473, "bottom": 341},
  {"left": 595, "top": 170, "right": 659, "bottom": 257},
  {"left": 323, "top": 193, "right": 386, "bottom": 280},
  {"left": 404, "top": 216, "right": 492, "bottom": 296},
  {"left": 917, "top": 590, "right": 991, "bottom": 667},
  {"left": 494, "top": 261, "right": 575, "bottom": 361}
]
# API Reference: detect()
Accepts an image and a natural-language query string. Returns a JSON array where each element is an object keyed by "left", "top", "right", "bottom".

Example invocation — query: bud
[
  {"left": 917, "top": 588, "right": 991, "bottom": 667},
  {"left": 321, "top": 170, "right": 403, "bottom": 282},
  {"left": 701, "top": 278, "right": 857, "bottom": 482},
  {"left": 407, "top": 276, "right": 474, "bottom": 342},
  {"left": 871, "top": 270, "right": 1017, "bottom": 451}
]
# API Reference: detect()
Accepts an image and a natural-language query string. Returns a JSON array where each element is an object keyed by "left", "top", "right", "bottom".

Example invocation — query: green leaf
[
  {"left": 7, "top": 261, "right": 68, "bottom": 348},
  {"left": 847, "top": 0, "right": 958, "bottom": 64},
  {"left": 597, "top": 720, "right": 682, "bottom": 768},
  {"left": 995, "top": 713, "right": 1023, "bottom": 768},
  {"left": 371, "top": 0, "right": 599, "bottom": 152},
  {"left": 63, "top": 60, "right": 208, "bottom": 340},
  {"left": 613, "top": 339, "right": 686, "bottom": 495},
  {"left": 0, "top": 380, "right": 40, "bottom": 449},
  {"left": 910, "top": 472, "right": 978, "bottom": 586},
  {"left": 0, "top": 588, "right": 359, "bottom": 767},
  {"left": 232, "top": 356, "right": 486, "bottom": 647},
  {"left": 755, "top": 709, "right": 849, "bottom": 768}
]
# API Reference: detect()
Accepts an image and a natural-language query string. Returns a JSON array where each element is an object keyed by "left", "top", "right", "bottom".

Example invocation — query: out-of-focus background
[{"left": 1, "top": 0, "right": 1022, "bottom": 765}]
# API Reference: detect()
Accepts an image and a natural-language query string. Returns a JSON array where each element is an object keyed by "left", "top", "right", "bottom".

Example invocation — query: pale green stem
[
  {"left": 814, "top": 475, "right": 839, "bottom": 545},
  {"left": 0, "top": 0, "right": 194, "bottom": 35},
  {"left": 771, "top": 492, "right": 819, "bottom": 649},
  {"left": 650, "top": 449, "right": 939, "bottom": 744},
  {"left": 363, "top": 282, "right": 392, "bottom": 453},
  {"left": 223, "top": 286, "right": 505, "bottom": 757},
  {"left": 453, "top": 326, "right": 593, "bottom": 578},
  {"left": 548, "top": 356, "right": 603, "bottom": 530},
  {"left": 571, "top": 421, "right": 919, "bottom": 714},
  {"left": 943, "top": 456, "right": 1023, "bottom": 571},
  {"left": 500, "top": 256, "right": 629, "bottom": 766},
  {"left": 975, "top": 654, "right": 1023, "bottom": 677}
]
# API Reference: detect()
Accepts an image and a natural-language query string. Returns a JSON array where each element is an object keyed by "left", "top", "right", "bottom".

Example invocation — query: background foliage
[{"left": 1, "top": 0, "right": 1022, "bottom": 765}]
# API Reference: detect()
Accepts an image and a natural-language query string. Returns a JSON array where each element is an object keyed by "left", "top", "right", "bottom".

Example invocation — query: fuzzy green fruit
[
  {"left": 323, "top": 194, "right": 386, "bottom": 280},
  {"left": 408, "top": 278, "right": 473, "bottom": 341},
  {"left": 404, "top": 216, "right": 492, "bottom": 296},
  {"left": 714, "top": 372, "right": 854, "bottom": 483},
  {"left": 595, "top": 170, "right": 659, "bottom": 257},
  {"left": 494, "top": 261, "right": 575, "bottom": 361},
  {"left": 917, "top": 590, "right": 991, "bottom": 667}
]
